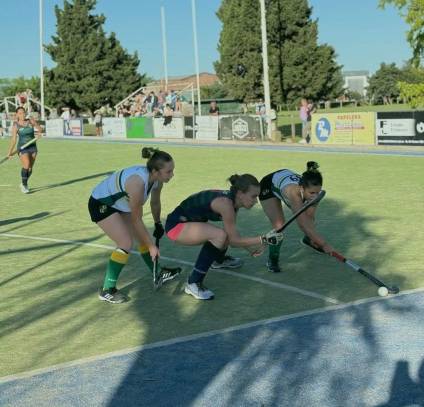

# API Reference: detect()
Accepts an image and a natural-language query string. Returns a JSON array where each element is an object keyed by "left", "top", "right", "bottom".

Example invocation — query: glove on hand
[
  {"left": 260, "top": 229, "right": 284, "bottom": 245},
  {"left": 153, "top": 221, "right": 165, "bottom": 239}
]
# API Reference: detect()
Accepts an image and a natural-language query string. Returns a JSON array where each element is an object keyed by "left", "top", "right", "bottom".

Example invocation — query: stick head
[{"left": 388, "top": 286, "right": 400, "bottom": 294}]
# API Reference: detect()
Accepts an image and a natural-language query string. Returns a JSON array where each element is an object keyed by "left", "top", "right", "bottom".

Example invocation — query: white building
[{"left": 343, "top": 70, "right": 369, "bottom": 97}]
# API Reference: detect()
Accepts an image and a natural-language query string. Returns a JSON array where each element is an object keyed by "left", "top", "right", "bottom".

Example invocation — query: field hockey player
[
  {"left": 165, "top": 174, "right": 284, "bottom": 300},
  {"left": 7, "top": 107, "right": 42, "bottom": 193},
  {"left": 259, "top": 161, "right": 334, "bottom": 273},
  {"left": 88, "top": 147, "right": 178, "bottom": 304}
]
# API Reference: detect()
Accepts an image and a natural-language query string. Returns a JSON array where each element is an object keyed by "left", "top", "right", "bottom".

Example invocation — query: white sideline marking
[
  {"left": 1, "top": 286, "right": 423, "bottom": 384},
  {"left": 0, "top": 232, "right": 339, "bottom": 304}
]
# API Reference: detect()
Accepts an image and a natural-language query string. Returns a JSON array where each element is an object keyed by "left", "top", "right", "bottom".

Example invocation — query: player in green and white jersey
[
  {"left": 259, "top": 161, "right": 334, "bottom": 273},
  {"left": 7, "top": 107, "right": 42, "bottom": 193},
  {"left": 88, "top": 147, "right": 176, "bottom": 303}
]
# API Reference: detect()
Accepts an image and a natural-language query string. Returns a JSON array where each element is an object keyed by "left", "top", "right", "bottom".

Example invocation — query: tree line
[{"left": 0, "top": 0, "right": 423, "bottom": 113}]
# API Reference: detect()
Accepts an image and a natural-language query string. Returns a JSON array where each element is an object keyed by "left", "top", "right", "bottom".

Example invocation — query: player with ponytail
[
  {"left": 259, "top": 161, "right": 334, "bottom": 273},
  {"left": 88, "top": 146, "right": 176, "bottom": 303},
  {"left": 164, "top": 174, "right": 283, "bottom": 300}
]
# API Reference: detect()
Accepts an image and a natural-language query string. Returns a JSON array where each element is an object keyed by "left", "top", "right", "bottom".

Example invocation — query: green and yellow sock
[
  {"left": 139, "top": 244, "right": 155, "bottom": 274},
  {"left": 103, "top": 248, "right": 129, "bottom": 290},
  {"left": 268, "top": 240, "right": 283, "bottom": 262}
]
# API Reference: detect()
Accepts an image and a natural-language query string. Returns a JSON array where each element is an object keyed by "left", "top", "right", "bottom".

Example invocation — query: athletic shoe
[
  {"left": 20, "top": 184, "right": 29, "bottom": 194},
  {"left": 211, "top": 255, "right": 243, "bottom": 269},
  {"left": 156, "top": 266, "right": 182, "bottom": 286},
  {"left": 98, "top": 287, "right": 127, "bottom": 304},
  {"left": 300, "top": 236, "right": 325, "bottom": 254},
  {"left": 266, "top": 259, "right": 281, "bottom": 273},
  {"left": 184, "top": 282, "right": 214, "bottom": 300}
]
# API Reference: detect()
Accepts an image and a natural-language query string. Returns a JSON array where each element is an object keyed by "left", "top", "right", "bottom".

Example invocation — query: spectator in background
[
  {"left": 306, "top": 99, "right": 316, "bottom": 143},
  {"left": 255, "top": 99, "right": 266, "bottom": 117},
  {"left": 209, "top": 100, "right": 219, "bottom": 116},
  {"left": 163, "top": 104, "right": 174, "bottom": 126},
  {"left": 299, "top": 98, "right": 309, "bottom": 144},
  {"left": 61, "top": 107, "right": 70, "bottom": 120},
  {"left": 145, "top": 91, "right": 158, "bottom": 114},
  {"left": 94, "top": 110, "right": 103, "bottom": 136}
]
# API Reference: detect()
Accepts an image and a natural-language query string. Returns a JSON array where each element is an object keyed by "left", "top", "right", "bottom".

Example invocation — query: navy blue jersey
[{"left": 170, "top": 190, "right": 235, "bottom": 223}]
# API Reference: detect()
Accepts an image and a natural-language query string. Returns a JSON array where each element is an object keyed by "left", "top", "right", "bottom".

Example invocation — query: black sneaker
[
  {"left": 98, "top": 287, "right": 127, "bottom": 304},
  {"left": 266, "top": 259, "right": 281, "bottom": 273},
  {"left": 211, "top": 255, "right": 243, "bottom": 269},
  {"left": 155, "top": 266, "right": 182, "bottom": 289},
  {"left": 301, "top": 236, "right": 325, "bottom": 254}
]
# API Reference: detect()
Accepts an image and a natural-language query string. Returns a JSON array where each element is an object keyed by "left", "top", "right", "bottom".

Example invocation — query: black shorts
[
  {"left": 88, "top": 196, "right": 122, "bottom": 223},
  {"left": 95, "top": 122, "right": 102, "bottom": 128},
  {"left": 19, "top": 145, "right": 38, "bottom": 156},
  {"left": 259, "top": 173, "right": 275, "bottom": 201}
]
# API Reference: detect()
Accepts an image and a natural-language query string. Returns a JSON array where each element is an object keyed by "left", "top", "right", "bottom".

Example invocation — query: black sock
[
  {"left": 21, "top": 168, "right": 30, "bottom": 186},
  {"left": 188, "top": 241, "right": 226, "bottom": 284},
  {"left": 27, "top": 168, "right": 33, "bottom": 179}
]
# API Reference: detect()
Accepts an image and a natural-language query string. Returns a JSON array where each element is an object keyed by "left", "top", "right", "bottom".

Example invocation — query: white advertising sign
[
  {"left": 376, "top": 119, "right": 415, "bottom": 137},
  {"left": 102, "top": 118, "right": 126, "bottom": 138},
  {"left": 195, "top": 116, "right": 219, "bottom": 140},
  {"left": 45, "top": 119, "right": 64, "bottom": 137},
  {"left": 153, "top": 117, "right": 184, "bottom": 139}
]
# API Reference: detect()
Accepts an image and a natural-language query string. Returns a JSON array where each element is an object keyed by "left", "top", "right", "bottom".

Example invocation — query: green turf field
[{"left": 0, "top": 138, "right": 423, "bottom": 377}]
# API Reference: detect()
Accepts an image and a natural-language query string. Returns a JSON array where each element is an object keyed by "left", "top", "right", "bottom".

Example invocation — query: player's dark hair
[
  {"left": 300, "top": 161, "right": 323, "bottom": 187},
  {"left": 16, "top": 106, "right": 25, "bottom": 113},
  {"left": 227, "top": 173, "right": 259, "bottom": 194},
  {"left": 141, "top": 147, "right": 173, "bottom": 172}
]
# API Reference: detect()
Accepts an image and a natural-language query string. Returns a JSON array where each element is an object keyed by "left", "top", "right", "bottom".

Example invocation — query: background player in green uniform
[{"left": 7, "top": 107, "right": 42, "bottom": 193}]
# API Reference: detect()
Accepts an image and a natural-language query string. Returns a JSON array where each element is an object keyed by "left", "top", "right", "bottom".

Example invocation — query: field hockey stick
[
  {"left": 153, "top": 237, "right": 161, "bottom": 290},
  {"left": 331, "top": 251, "right": 399, "bottom": 295},
  {"left": 0, "top": 138, "right": 38, "bottom": 165},
  {"left": 276, "top": 190, "right": 326, "bottom": 233}
]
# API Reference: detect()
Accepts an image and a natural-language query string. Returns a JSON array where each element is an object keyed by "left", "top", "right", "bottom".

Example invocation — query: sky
[{"left": 0, "top": 0, "right": 412, "bottom": 80}]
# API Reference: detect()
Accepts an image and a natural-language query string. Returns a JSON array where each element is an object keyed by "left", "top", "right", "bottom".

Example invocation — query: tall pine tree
[
  {"left": 45, "top": 0, "right": 143, "bottom": 113},
  {"left": 215, "top": 0, "right": 343, "bottom": 105}
]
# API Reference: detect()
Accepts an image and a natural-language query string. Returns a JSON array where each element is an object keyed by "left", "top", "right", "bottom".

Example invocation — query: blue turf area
[{"left": 1, "top": 290, "right": 423, "bottom": 407}]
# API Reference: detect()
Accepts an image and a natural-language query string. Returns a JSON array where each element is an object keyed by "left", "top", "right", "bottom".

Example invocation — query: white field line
[
  {"left": 0, "top": 232, "right": 339, "bottom": 304},
  {"left": 1, "top": 285, "right": 423, "bottom": 384}
]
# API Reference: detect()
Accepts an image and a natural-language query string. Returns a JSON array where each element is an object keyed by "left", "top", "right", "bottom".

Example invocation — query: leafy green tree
[
  {"left": 45, "top": 0, "right": 143, "bottom": 113},
  {"left": 215, "top": 0, "right": 343, "bottom": 105},
  {"left": 200, "top": 82, "right": 230, "bottom": 99},
  {"left": 367, "top": 63, "right": 402, "bottom": 103},
  {"left": 379, "top": 0, "right": 424, "bottom": 66},
  {"left": 0, "top": 77, "right": 40, "bottom": 99}
]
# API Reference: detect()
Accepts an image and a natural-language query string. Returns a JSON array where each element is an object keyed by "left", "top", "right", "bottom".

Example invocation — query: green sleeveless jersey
[{"left": 15, "top": 122, "right": 36, "bottom": 149}]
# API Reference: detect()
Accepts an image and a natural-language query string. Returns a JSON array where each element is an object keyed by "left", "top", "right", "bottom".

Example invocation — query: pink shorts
[{"left": 166, "top": 223, "right": 186, "bottom": 241}]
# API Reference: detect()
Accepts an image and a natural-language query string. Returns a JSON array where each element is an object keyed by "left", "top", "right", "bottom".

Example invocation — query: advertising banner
[
  {"left": 311, "top": 112, "right": 375, "bottom": 145},
  {"left": 153, "top": 117, "right": 184, "bottom": 139},
  {"left": 126, "top": 117, "right": 154, "bottom": 139},
  {"left": 219, "top": 115, "right": 263, "bottom": 140},
  {"left": 376, "top": 111, "right": 424, "bottom": 145},
  {"left": 45, "top": 119, "right": 64, "bottom": 137},
  {"left": 64, "top": 119, "right": 83, "bottom": 137},
  {"left": 102, "top": 118, "right": 126, "bottom": 138},
  {"left": 195, "top": 116, "right": 219, "bottom": 140}
]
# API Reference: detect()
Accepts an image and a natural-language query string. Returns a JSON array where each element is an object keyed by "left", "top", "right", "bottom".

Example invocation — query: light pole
[
  {"left": 259, "top": 0, "right": 272, "bottom": 140},
  {"left": 39, "top": 0, "right": 45, "bottom": 120},
  {"left": 160, "top": 5, "right": 169, "bottom": 91},
  {"left": 191, "top": 0, "right": 202, "bottom": 116}
]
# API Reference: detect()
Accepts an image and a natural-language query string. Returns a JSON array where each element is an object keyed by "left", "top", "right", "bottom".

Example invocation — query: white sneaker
[
  {"left": 20, "top": 184, "right": 29, "bottom": 194},
  {"left": 184, "top": 282, "right": 214, "bottom": 300},
  {"left": 211, "top": 255, "right": 243, "bottom": 269}
]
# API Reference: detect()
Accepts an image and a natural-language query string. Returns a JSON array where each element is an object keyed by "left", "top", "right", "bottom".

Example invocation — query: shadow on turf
[
  {"left": 0, "top": 211, "right": 50, "bottom": 227},
  {"left": 1, "top": 198, "right": 415, "bottom": 406},
  {"left": 103, "top": 198, "right": 412, "bottom": 406},
  {"left": 376, "top": 359, "right": 424, "bottom": 407},
  {"left": 0, "top": 210, "right": 69, "bottom": 234},
  {"left": 28, "top": 171, "right": 113, "bottom": 193}
]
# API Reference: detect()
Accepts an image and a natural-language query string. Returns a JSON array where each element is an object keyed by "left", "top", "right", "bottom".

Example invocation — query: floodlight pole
[
  {"left": 160, "top": 5, "right": 169, "bottom": 91},
  {"left": 259, "top": 0, "right": 272, "bottom": 140},
  {"left": 191, "top": 0, "right": 202, "bottom": 116},
  {"left": 39, "top": 0, "right": 45, "bottom": 120}
]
